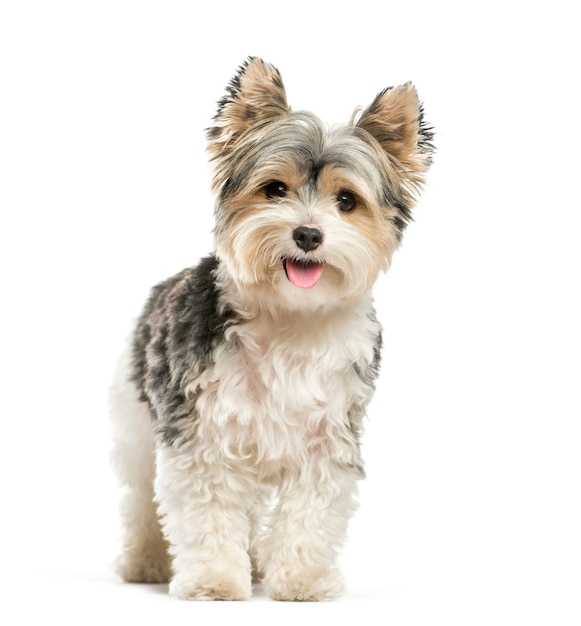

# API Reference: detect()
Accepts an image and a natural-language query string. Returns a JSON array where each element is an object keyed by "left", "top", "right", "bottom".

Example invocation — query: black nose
[{"left": 293, "top": 226, "right": 323, "bottom": 252}]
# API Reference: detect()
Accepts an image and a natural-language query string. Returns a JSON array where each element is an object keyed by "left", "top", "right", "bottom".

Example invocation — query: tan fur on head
[
  {"left": 207, "top": 57, "right": 290, "bottom": 161},
  {"left": 356, "top": 84, "right": 433, "bottom": 192},
  {"left": 204, "top": 59, "right": 434, "bottom": 312}
]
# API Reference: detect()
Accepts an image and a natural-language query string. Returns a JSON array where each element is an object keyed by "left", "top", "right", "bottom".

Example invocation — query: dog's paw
[
  {"left": 265, "top": 566, "right": 344, "bottom": 601},
  {"left": 169, "top": 569, "right": 251, "bottom": 601},
  {"left": 116, "top": 550, "right": 172, "bottom": 584}
]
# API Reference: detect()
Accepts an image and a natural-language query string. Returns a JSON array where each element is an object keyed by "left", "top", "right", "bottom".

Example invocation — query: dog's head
[{"left": 207, "top": 57, "right": 433, "bottom": 311}]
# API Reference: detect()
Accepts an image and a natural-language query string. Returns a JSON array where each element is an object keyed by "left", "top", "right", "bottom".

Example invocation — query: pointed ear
[
  {"left": 207, "top": 57, "right": 290, "bottom": 156},
  {"left": 356, "top": 84, "right": 434, "bottom": 176}
]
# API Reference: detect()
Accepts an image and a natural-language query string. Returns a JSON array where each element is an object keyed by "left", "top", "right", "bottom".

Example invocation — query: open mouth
[{"left": 283, "top": 259, "right": 324, "bottom": 289}]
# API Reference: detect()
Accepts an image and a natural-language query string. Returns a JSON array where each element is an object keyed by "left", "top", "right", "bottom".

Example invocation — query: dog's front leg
[
  {"left": 154, "top": 444, "right": 254, "bottom": 600},
  {"left": 261, "top": 460, "right": 359, "bottom": 601}
]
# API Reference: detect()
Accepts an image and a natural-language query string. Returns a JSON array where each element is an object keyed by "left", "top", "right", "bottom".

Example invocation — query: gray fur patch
[{"left": 131, "top": 255, "right": 237, "bottom": 446}]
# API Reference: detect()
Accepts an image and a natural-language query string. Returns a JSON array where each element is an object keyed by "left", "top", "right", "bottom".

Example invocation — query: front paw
[
  {"left": 169, "top": 566, "right": 251, "bottom": 601},
  {"left": 264, "top": 565, "right": 344, "bottom": 601}
]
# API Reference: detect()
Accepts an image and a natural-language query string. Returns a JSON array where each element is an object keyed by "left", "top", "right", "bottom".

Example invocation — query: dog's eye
[
  {"left": 336, "top": 190, "right": 356, "bottom": 212},
  {"left": 265, "top": 181, "right": 288, "bottom": 199}
]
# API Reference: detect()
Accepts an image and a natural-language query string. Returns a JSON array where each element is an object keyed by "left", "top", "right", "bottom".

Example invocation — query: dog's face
[{"left": 207, "top": 58, "right": 433, "bottom": 310}]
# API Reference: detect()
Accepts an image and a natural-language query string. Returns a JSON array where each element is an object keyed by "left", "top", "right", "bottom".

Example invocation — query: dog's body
[{"left": 110, "top": 58, "right": 433, "bottom": 601}]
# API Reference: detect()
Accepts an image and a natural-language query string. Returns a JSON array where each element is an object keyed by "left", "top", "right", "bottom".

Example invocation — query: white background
[{"left": 1, "top": 1, "right": 579, "bottom": 624}]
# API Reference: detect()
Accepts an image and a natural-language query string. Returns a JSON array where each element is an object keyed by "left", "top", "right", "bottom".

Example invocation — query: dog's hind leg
[{"left": 109, "top": 346, "right": 171, "bottom": 583}]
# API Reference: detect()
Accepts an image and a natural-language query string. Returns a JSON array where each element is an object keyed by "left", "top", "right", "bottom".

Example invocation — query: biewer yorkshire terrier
[{"left": 110, "top": 57, "right": 433, "bottom": 601}]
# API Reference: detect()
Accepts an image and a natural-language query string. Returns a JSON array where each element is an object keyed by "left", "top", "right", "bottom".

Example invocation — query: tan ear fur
[
  {"left": 356, "top": 84, "right": 433, "bottom": 177},
  {"left": 207, "top": 57, "right": 290, "bottom": 157}
]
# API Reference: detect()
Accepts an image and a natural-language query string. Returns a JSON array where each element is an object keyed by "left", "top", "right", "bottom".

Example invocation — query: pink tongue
[{"left": 285, "top": 260, "right": 324, "bottom": 289}]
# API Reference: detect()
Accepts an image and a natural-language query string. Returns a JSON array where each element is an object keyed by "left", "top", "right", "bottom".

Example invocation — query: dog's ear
[
  {"left": 356, "top": 84, "right": 434, "bottom": 177},
  {"left": 207, "top": 57, "right": 290, "bottom": 157}
]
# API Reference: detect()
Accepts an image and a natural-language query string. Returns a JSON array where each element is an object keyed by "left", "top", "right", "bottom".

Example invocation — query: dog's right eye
[{"left": 265, "top": 181, "right": 287, "bottom": 199}]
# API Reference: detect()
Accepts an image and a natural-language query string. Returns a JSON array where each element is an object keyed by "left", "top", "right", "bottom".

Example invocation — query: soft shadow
[{"left": 127, "top": 582, "right": 170, "bottom": 595}]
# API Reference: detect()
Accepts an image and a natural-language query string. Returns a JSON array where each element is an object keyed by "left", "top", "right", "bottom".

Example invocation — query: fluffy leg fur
[
  {"left": 110, "top": 347, "right": 171, "bottom": 583},
  {"left": 248, "top": 484, "right": 275, "bottom": 582},
  {"left": 259, "top": 461, "right": 359, "bottom": 601},
  {"left": 155, "top": 445, "right": 256, "bottom": 601}
]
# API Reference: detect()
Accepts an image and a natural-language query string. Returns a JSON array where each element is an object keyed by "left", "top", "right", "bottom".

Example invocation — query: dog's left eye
[
  {"left": 336, "top": 191, "right": 356, "bottom": 212},
  {"left": 265, "top": 181, "right": 288, "bottom": 199}
]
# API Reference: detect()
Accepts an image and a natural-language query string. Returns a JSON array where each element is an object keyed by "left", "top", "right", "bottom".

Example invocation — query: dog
[{"left": 110, "top": 57, "right": 433, "bottom": 601}]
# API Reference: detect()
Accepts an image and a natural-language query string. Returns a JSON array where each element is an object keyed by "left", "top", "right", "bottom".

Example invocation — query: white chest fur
[{"left": 185, "top": 302, "right": 380, "bottom": 471}]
